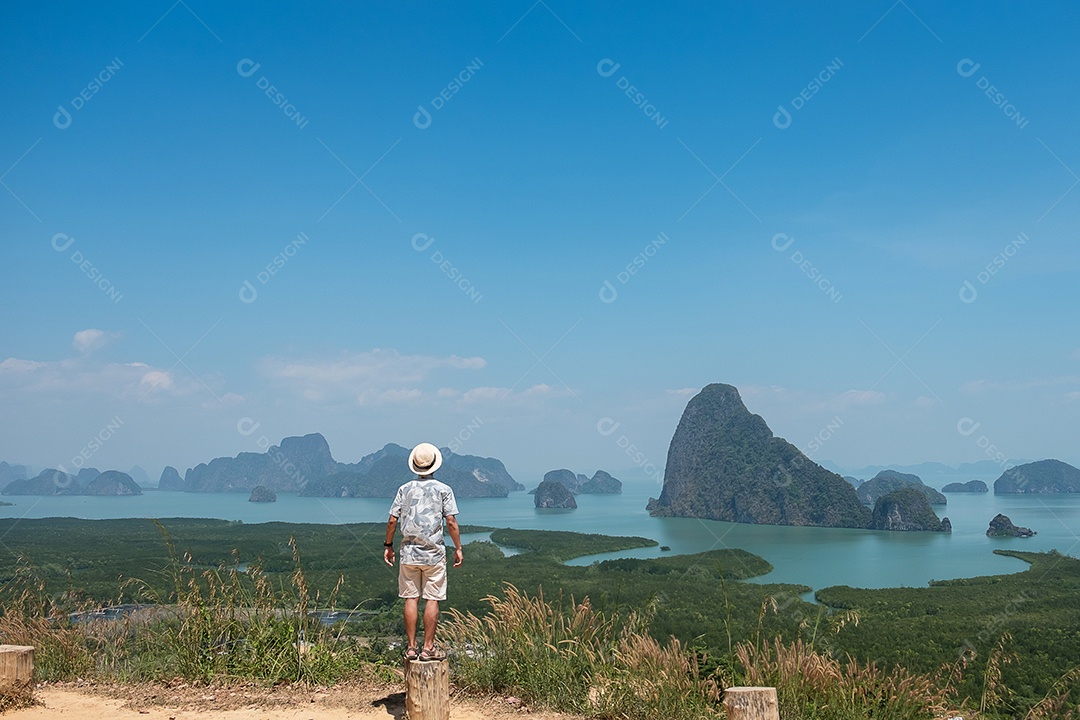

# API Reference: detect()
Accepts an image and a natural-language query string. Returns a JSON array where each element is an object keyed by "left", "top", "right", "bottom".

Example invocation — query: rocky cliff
[
  {"left": 248, "top": 485, "right": 277, "bottom": 503},
  {"left": 83, "top": 470, "right": 142, "bottom": 496},
  {"left": 534, "top": 479, "right": 577, "bottom": 509},
  {"left": 648, "top": 384, "right": 871, "bottom": 528},
  {"left": 184, "top": 433, "right": 338, "bottom": 493},
  {"left": 870, "top": 488, "right": 949, "bottom": 532},
  {"left": 158, "top": 466, "right": 184, "bottom": 491},
  {"left": 986, "top": 513, "right": 1035, "bottom": 537}
]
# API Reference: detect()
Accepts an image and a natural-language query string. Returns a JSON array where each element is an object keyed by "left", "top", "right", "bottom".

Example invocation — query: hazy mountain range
[
  {"left": 821, "top": 459, "right": 1034, "bottom": 479},
  {"left": 156, "top": 433, "right": 524, "bottom": 499}
]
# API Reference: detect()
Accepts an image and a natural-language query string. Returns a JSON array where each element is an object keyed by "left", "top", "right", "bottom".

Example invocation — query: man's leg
[
  {"left": 422, "top": 598, "right": 439, "bottom": 650},
  {"left": 404, "top": 597, "right": 419, "bottom": 649}
]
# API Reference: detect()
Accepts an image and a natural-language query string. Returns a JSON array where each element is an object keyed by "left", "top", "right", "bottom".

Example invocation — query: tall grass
[
  {"left": 444, "top": 583, "right": 723, "bottom": 720},
  {"left": 735, "top": 636, "right": 963, "bottom": 720},
  {"left": 0, "top": 525, "right": 391, "bottom": 687},
  {"left": 0, "top": 556, "right": 97, "bottom": 681},
  {"left": 120, "top": 523, "right": 371, "bottom": 683},
  {"left": 445, "top": 583, "right": 990, "bottom": 720}
]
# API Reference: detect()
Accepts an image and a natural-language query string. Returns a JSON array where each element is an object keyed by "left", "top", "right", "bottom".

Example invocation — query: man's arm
[
  {"left": 383, "top": 515, "right": 398, "bottom": 567},
  {"left": 445, "top": 515, "right": 463, "bottom": 568}
]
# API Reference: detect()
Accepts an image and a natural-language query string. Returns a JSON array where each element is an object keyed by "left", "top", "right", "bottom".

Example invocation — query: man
[{"left": 384, "top": 442, "right": 463, "bottom": 661}]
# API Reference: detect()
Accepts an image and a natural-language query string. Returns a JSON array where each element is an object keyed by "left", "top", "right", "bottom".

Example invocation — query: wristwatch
[{"left": 384, "top": 542, "right": 393, "bottom": 548}]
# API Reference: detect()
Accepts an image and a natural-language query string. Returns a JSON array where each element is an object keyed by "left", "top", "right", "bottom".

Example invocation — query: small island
[
  {"left": 533, "top": 479, "right": 576, "bottom": 509},
  {"left": 942, "top": 480, "right": 989, "bottom": 493},
  {"left": 248, "top": 485, "right": 277, "bottom": 503},
  {"left": 0, "top": 500, "right": 12, "bottom": 507},
  {"left": 987, "top": 513, "right": 1035, "bottom": 538}
]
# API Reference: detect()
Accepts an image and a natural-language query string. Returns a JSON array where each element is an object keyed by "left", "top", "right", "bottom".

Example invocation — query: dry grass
[
  {"left": 0, "top": 527, "right": 390, "bottom": 687},
  {"left": 444, "top": 583, "right": 722, "bottom": 720},
  {"left": 0, "top": 557, "right": 98, "bottom": 681},
  {"left": 736, "top": 636, "right": 966, "bottom": 720},
  {"left": 1022, "top": 666, "right": 1080, "bottom": 720}
]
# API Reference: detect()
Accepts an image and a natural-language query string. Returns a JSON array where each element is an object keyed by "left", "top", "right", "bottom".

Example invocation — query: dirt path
[{"left": 7, "top": 682, "right": 570, "bottom": 720}]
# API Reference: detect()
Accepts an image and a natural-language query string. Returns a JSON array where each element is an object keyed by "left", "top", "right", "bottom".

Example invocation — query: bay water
[{"left": 3, "top": 479, "right": 1078, "bottom": 592}]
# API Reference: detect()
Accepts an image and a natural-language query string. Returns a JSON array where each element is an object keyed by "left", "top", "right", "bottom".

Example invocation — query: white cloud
[
  {"left": 1065, "top": 391, "right": 1080, "bottom": 403},
  {"left": 914, "top": 395, "right": 937, "bottom": 408},
  {"left": 260, "top": 348, "right": 487, "bottom": 401},
  {"left": 666, "top": 387, "right": 699, "bottom": 397},
  {"left": 72, "top": 329, "right": 121, "bottom": 354},
  {"left": 139, "top": 370, "right": 174, "bottom": 392},
  {"left": 1071, "top": 349, "right": 1080, "bottom": 361},
  {"left": 0, "top": 358, "right": 46, "bottom": 373},
  {"left": 0, "top": 355, "right": 204, "bottom": 401}
]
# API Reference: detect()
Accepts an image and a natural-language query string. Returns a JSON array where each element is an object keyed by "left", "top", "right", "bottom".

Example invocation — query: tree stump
[
  {"left": 723, "top": 686, "right": 779, "bottom": 720},
  {"left": 404, "top": 658, "right": 449, "bottom": 720},
  {"left": 0, "top": 645, "right": 35, "bottom": 704}
]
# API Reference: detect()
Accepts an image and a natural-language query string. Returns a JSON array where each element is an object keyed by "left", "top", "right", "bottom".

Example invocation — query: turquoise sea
[{"left": 3, "top": 479, "right": 1078, "bottom": 592}]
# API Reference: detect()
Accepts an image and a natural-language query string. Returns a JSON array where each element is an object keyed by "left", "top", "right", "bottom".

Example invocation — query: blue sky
[{"left": 2, "top": 2, "right": 1078, "bottom": 485}]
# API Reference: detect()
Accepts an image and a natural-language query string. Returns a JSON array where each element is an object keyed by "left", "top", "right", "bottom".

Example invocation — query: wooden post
[
  {"left": 0, "top": 645, "right": 35, "bottom": 704},
  {"left": 404, "top": 658, "right": 450, "bottom": 720},
  {"left": 723, "top": 686, "right": 779, "bottom": 720}
]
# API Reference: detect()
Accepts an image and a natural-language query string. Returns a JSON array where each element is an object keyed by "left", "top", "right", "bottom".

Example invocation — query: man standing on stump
[{"left": 384, "top": 442, "right": 463, "bottom": 661}]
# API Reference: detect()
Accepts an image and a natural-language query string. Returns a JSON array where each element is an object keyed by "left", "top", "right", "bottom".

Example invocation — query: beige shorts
[{"left": 398, "top": 562, "right": 447, "bottom": 601}]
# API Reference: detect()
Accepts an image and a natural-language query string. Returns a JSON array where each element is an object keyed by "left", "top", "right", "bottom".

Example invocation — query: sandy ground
[{"left": 5, "top": 681, "right": 573, "bottom": 720}]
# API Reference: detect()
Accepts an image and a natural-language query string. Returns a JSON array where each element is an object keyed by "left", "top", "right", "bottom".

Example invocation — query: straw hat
[{"left": 407, "top": 442, "right": 443, "bottom": 476}]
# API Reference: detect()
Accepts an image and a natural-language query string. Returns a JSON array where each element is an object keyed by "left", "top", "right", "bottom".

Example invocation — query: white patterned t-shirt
[{"left": 388, "top": 477, "right": 459, "bottom": 566}]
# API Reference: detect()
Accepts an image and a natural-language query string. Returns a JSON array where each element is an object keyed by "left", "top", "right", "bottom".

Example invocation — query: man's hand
[
  {"left": 445, "top": 515, "right": 463, "bottom": 568},
  {"left": 384, "top": 515, "right": 398, "bottom": 567}
]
